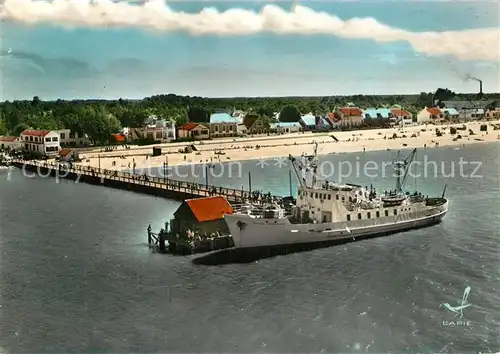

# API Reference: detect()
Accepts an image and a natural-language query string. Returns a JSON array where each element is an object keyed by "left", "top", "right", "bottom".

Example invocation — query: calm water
[{"left": 1, "top": 144, "right": 499, "bottom": 353}]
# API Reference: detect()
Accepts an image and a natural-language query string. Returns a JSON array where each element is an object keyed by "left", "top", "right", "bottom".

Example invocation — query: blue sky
[{"left": 1, "top": 0, "right": 499, "bottom": 100}]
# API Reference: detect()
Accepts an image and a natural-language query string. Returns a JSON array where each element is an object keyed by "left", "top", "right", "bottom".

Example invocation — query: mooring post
[
  {"left": 205, "top": 164, "right": 209, "bottom": 189},
  {"left": 147, "top": 224, "right": 152, "bottom": 244},
  {"left": 159, "top": 230, "right": 166, "bottom": 252},
  {"left": 248, "top": 172, "right": 252, "bottom": 194}
]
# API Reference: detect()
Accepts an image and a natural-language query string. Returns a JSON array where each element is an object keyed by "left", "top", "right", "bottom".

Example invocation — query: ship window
[
  {"left": 376, "top": 211, "right": 380, "bottom": 217},
  {"left": 393, "top": 209, "right": 397, "bottom": 215},
  {"left": 347, "top": 215, "right": 351, "bottom": 221},
  {"left": 367, "top": 212, "right": 371, "bottom": 219},
  {"left": 327, "top": 194, "right": 331, "bottom": 200},
  {"left": 385, "top": 210, "right": 389, "bottom": 217},
  {"left": 315, "top": 193, "right": 318, "bottom": 198},
  {"left": 336, "top": 195, "right": 339, "bottom": 200},
  {"left": 358, "top": 213, "right": 362, "bottom": 220}
]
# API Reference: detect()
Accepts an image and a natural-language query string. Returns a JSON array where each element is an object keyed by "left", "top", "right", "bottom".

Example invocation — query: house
[
  {"left": 128, "top": 117, "right": 176, "bottom": 142},
  {"left": 58, "top": 148, "right": 80, "bottom": 162},
  {"left": 440, "top": 108, "right": 460, "bottom": 120},
  {"left": 335, "top": 107, "right": 364, "bottom": 127},
  {"left": 299, "top": 114, "right": 329, "bottom": 131},
  {"left": 0, "top": 136, "right": 21, "bottom": 151},
  {"left": 56, "top": 129, "right": 91, "bottom": 147},
  {"left": 363, "top": 108, "right": 393, "bottom": 120},
  {"left": 209, "top": 113, "right": 239, "bottom": 138},
  {"left": 20, "top": 130, "right": 60, "bottom": 156},
  {"left": 417, "top": 107, "right": 441, "bottom": 123},
  {"left": 299, "top": 114, "right": 316, "bottom": 130},
  {"left": 246, "top": 116, "right": 270, "bottom": 134},
  {"left": 177, "top": 122, "right": 210, "bottom": 140},
  {"left": 485, "top": 108, "right": 500, "bottom": 120},
  {"left": 442, "top": 100, "right": 491, "bottom": 121},
  {"left": 171, "top": 196, "right": 234, "bottom": 236},
  {"left": 390, "top": 108, "right": 414, "bottom": 125},
  {"left": 276, "top": 122, "right": 301, "bottom": 134}
]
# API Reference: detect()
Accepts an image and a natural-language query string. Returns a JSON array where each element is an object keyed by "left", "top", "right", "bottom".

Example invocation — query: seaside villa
[
  {"left": 20, "top": 130, "right": 61, "bottom": 156},
  {"left": 177, "top": 123, "right": 210, "bottom": 140}
]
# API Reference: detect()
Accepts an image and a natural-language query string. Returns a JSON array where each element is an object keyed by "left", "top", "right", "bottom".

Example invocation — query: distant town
[{"left": 1, "top": 88, "right": 499, "bottom": 159}]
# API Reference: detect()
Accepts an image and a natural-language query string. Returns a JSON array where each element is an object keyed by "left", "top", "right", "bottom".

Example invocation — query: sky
[{"left": 1, "top": 0, "right": 499, "bottom": 100}]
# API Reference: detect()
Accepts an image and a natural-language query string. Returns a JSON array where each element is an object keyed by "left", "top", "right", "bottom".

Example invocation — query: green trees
[
  {"left": 279, "top": 105, "right": 301, "bottom": 122},
  {"left": 0, "top": 90, "right": 498, "bottom": 141}
]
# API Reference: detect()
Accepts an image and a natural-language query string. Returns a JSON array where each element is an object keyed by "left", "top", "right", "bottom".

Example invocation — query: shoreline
[{"left": 77, "top": 120, "right": 500, "bottom": 172}]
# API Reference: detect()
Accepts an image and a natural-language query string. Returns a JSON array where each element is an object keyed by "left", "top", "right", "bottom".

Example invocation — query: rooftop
[
  {"left": 185, "top": 196, "right": 234, "bottom": 222},
  {"left": 0, "top": 136, "right": 18, "bottom": 142},
  {"left": 339, "top": 107, "right": 363, "bottom": 116},
  {"left": 21, "top": 130, "right": 51, "bottom": 137},
  {"left": 210, "top": 113, "right": 239, "bottom": 124},
  {"left": 363, "top": 108, "right": 393, "bottom": 119},
  {"left": 178, "top": 122, "right": 200, "bottom": 131}
]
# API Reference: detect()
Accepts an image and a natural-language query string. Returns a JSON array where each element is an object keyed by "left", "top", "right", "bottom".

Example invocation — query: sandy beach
[{"left": 77, "top": 120, "right": 500, "bottom": 172}]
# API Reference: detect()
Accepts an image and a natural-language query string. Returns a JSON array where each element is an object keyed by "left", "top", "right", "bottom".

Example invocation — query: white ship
[{"left": 225, "top": 145, "right": 449, "bottom": 249}]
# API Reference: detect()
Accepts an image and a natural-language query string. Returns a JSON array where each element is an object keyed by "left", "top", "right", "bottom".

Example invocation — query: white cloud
[{"left": 2, "top": 0, "right": 499, "bottom": 62}]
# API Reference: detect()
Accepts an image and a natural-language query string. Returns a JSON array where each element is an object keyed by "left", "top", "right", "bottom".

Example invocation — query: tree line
[{"left": 1, "top": 90, "right": 498, "bottom": 145}]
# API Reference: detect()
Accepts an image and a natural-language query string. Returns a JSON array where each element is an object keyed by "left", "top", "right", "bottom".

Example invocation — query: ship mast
[
  {"left": 288, "top": 141, "right": 319, "bottom": 189},
  {"left": 394, "top": 148, "right": 417, "bottom": 194}
]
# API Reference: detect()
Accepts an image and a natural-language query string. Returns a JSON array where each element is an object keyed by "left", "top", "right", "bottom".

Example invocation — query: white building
[
  {"left": 56, "top": 129, "right": 91, "bottom": 147},
  {"left": 417, "top": 107, "right": 441, "bottom": 123},
  {"left": 128, "top": 117, "right": 176, "bottom": 142},
  {"left": 276, "top": 122, "right": 301, "bottom": 134},
  {"left": 20, "top": 130, "right": 60, "bottom": 156},
  {"left": 0, "top": 136, "right": 22, "bottom": 151}
]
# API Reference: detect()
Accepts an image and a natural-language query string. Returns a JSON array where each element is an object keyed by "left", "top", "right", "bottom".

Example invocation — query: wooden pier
[{"left": 11, "top": 159, "right": 264, "bottom": 203}]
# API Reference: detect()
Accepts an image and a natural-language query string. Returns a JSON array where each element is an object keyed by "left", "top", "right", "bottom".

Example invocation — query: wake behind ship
[{"left": 224, "top": 146, "right": 449, "bottom": 249}]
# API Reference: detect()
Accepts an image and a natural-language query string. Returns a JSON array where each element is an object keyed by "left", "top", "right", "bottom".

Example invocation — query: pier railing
[{"left": 11, "top": 159, "right": 258, "bottom": 203}]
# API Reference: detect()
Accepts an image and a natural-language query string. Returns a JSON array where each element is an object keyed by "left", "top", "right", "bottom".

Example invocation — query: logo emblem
[{"left": 440, "top": 286, "right": 471, "bottom": 319}]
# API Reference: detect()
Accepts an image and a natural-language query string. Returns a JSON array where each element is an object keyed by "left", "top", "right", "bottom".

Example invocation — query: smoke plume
[{"left": 2, "top": 0, "right": 499, "bottom": 62}]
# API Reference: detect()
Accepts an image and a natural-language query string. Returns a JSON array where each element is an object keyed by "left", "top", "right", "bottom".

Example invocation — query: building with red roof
[
  {"left": 177, "top": 122, "right": 210, "bottom": 140},
  {"left": 20, "top": 129, "right": 61, "bottom": 156},
  {"left": 172, "top": 196, "right": 234, "bottom": 236},
  {"left": 334, "top": 107, "right": 364, "bottom": 127},
  {"left": 417, "top": 107, "right": 442, "bottom": 123}
]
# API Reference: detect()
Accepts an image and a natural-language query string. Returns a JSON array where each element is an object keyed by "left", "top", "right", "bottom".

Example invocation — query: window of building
[
  {"left": 358, "top": 213, "right": 362, "bottom": 220},
  {"left": 385, "top": 210, "right": 389, "bottom": 217},
  {"left": 52, "top": 137, "right": 58, "bottom": 142},
  {"left": 376, "top": 211, "right": 380, "bottom": 218},
  {"left": 327, "top": 194, "right": 331, "bottom": 200},
  {"left": 336, "top": 195, "right": 339, "bottom": 200},
  {"left": 393, "top": 209, "right": 397, "bottom": 215},
  {"left": 61, "top": 133, "right": 66, "bottom": 139},
  {"left": 347, "top": 215, "right": 351, "bottom": 221},
  {"left": 367, "top": 212, "right": 371, "bottom": 219},
  {"left": 315, "top": 193, "right": 318, "bottom": 198}
]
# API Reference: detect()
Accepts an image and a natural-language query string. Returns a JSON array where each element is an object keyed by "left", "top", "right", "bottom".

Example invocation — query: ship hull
[{"left": 225, "top": 200, "right": 448, "bottom": 249}]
